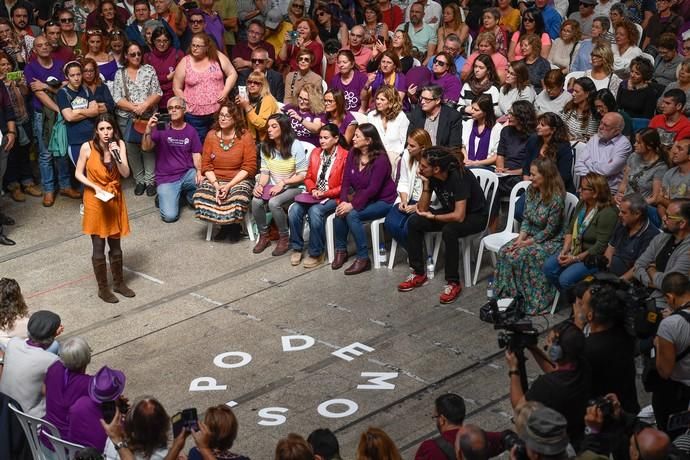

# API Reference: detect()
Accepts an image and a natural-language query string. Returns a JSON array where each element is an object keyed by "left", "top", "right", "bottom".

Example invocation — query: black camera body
[
  {"left": 479, "top": 296, "right": 539, "bottom": 352},
  {"left": 501, "top": 430, "right": 527, "bottom": 460},
  {"left": 588, "top": 396, "right": 614, "bottom": 418}
]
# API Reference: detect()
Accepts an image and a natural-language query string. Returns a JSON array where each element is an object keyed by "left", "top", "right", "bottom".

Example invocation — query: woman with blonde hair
[
  {"left": 356, "top": 427, "right": 402, "bottom": 460},
  {"left": 383, "top": 129, "right": 432, "bottom": 250},
  {"left": 237, "top": 70, "right": 280, "bottom": 142},
  {"left": 548, "top": 20, "right": 582, "bottom": 75},
  {"left": 283, "top": 83, "right": 324, "bottom": 146},
  {"left": 367, "top": 85, "right": 409, "bottom": 170},
  {"left": 543, "top": 172, "right": 618, "bottom": 293},
  {"left": 576, "top": 43, "right": 621, "bottom": 95},
  {"left": 436, "top": 4, "right": 469, "bottom": 54}
]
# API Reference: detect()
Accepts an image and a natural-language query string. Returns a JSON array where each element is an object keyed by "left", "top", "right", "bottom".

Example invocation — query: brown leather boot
[
  {"left": 109, "top": 252, "right": 135, "bottom": 297},
  {"left": 253, "top": 232, "right": 271, "bottom": 253},
  {"left": 92, "top": 257, "right": 118, "bottom": 303},
  {"left": 272, "top": 234, "right": 290, "bottom": 256}
]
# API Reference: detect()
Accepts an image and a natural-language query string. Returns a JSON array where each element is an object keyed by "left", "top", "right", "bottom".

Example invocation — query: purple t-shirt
[
  {"left": 98, "top": 60, "right": 119, "bottom": 82},
  {"left": 67, "top": 396, "right": 108, "bottom": 450},
  {"left": 321, "top": 111, "right": 357, "bottom": 137},
  {"left": 43, "top": 362, "right": 91, "bottom": 438},
  {"left": 370, "top": 71, "right": 409, "bottom": 111},
  {"left": 152, "top": 123, "right": 202, "bottom": 184},
  {"left": 329, "top": 71, "right": 368, "bottom": 111},
  {"left": 202, "top": 10, "right": 225, "bottom": 50},
  {"left": 284, "top": 105, "right": 321, "bottom": 146},
  {"left": 24, "top": 58, "right": 65, "bottom": 111}
]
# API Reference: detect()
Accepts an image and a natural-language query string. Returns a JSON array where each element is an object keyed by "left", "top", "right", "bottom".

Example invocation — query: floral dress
[{"left": 495, "top": 188, "right": 565, "bottom": 315}]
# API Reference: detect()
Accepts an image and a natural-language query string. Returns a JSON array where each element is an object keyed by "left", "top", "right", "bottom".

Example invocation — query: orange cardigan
[{"left": 303, "top": 145, "right": 348, "bottom": 199}]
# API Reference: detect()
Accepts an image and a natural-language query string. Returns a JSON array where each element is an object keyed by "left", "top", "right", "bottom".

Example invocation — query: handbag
[
  {"left": 120, "top": 69, "right": 149, "bottom": 143},
  {"left": 48, "top": 88, "right": 72, "bottom": 157},
  {"left": 642, "top": 310, "right": 690, "bottom": 392}
]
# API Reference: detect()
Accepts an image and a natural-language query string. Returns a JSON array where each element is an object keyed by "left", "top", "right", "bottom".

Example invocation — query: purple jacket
[
  {"left": 340, "top": 151, "right": 397, "bottom": 210},
  {"left": 431, "top": 72, "right": 462, "bottom": 103},
  {"left": 67, "top": 396, "right": 108, "bottom": 451},
  {"left": 43, "top": 362, "right": 91, "bottom": 438}
]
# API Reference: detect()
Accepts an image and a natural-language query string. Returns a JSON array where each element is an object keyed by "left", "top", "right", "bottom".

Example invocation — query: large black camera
[
  {"left": 479, "top": 296, "right": 539, "bottom": 352},
  {"left": 588, "top": 396, "right": 614, "bottom": 418},
  {"left": 501, "top": 430, "right": 527, "bottom": 460}
]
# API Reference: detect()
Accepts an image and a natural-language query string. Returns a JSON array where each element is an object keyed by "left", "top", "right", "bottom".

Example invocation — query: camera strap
[{"left": 433, "top": 435, "right": 456, "bottom": 460}]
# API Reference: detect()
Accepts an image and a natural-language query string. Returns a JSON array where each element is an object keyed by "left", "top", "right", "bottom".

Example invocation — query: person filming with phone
[{"left": 142, "top": 96, "right": 203, "bottom": 223}]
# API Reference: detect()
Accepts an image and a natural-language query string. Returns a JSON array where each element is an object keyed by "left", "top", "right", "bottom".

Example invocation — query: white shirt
[
  {"left": 104, "top": 439, "right": 168, "bottom": 460},
  {"left": 534, "top": 89, "right": 572, "bottom": 115},
  {"left": 367, "top": 110, "right": 410, "bottom": 159},
  {"left": 612, "top": 44, "right": 643, "bottom": 78},
  {"left": 461, "top": 120, "right": 502, "bottom": 161},
  {"left": 594, "top": 0, "right": 614, "bottom": 17},
  {"left": 404, "top": 0, "right": 442, "bottom": 27}
]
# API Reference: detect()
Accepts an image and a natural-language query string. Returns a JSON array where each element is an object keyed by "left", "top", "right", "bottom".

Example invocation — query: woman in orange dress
[{"left": 75, "top": 114, "right": 135, "bottom": 304}]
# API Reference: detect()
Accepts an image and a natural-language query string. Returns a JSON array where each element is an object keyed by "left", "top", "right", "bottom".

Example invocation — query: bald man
[
  {"left": 574, "top": 112, "right": 632, "bottom": 194},
  {"left": 454, "top": 425, "right": 489, "bottom": 460},
  {"left": 630, "top": 427, "right": 670, "bottom": 460}
]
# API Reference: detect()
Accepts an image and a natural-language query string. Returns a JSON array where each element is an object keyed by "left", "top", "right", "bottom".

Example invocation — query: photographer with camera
[
  {"left": 506, "top": 321, "right": 591, "bottom": 448},
  {"left": 650, "top": 272, "right": 690, "bottom": 437}
]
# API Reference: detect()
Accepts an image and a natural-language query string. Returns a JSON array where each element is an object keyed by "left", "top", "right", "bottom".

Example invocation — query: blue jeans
[
  {"left": 35, "top": 112, "right": 71, "bottom": 193},
  {"left": 185, "top": 113, "right": 214, "bottom": 145},
  {"left": 383, "top": 202, "right": 415, "bottom": 250},
  {"left": 289, "top": 199, "right": 337, "bottom": 256},
  {"left": 157, "top": 168, "right": 197, "bottom": 222},
  {"left": 543, "top": 253, "right": 598, "bottom": 292},
  {"left": 334, "top": 200, "right": 392, "bottom": 259}
]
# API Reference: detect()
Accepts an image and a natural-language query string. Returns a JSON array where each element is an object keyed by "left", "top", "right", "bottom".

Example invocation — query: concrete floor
[{"left": 0, "top": 183, "right": 569, "bottom": 459}]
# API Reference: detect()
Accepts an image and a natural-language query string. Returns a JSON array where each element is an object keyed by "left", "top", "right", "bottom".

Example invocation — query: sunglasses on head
[{"left": 86, "top": 29, "right": 103, "bottom": 35}]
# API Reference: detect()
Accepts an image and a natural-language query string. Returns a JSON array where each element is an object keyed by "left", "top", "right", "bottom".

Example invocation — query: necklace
[{"left": 219, "top": 130, "right": 236, "bottom": 151}]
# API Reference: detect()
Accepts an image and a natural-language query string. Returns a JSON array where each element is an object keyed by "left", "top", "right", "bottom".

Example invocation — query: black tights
[{"left": 91, "top": 235, "right": 122, "bottom": 258}]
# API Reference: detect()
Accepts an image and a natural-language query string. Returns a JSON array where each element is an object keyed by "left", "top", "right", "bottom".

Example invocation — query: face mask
[{"left": 548, "top": 343, "right": 563, "bottom": 362}]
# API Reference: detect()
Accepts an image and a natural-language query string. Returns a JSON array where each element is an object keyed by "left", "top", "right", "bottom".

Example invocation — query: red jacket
[{"left": 303, "top": 145, "right": 348, "bottom": 200}]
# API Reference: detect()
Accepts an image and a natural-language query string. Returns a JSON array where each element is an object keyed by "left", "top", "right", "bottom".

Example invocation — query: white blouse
[{"left": 366, "top": 110, "right": 410, "bottom": 159}]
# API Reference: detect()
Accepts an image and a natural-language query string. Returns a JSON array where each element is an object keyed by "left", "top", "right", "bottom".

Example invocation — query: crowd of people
[{"left": 1, "top": 0, "right": 690, "bottom": 457}]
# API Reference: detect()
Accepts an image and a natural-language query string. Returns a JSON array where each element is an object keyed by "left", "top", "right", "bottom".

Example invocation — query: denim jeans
[
  {"left": 334, "top": 200, "right": 392, "bottom": 259},
  {"left": 35, "top": 112, "right": 71, "bottom": 193},
  {"left": 252, "top": 188, "right": 302, "bottom": 234},
  {"left": 117, "top": 115, "right": 155, "bottom": 185},
  {"left": 542, "top": 253, "right": 598, "bottom": 292},
  {"left": 157, "top": 168, "right": 197, "bottom": 222},
  {"left": 288, "top": 199, "right": 337, "bottom": 256},
  {"left": 383, "top": 202, "right": 416, "bottom": 250},
  {"left": 185, "top": 113, "right": 214, "bottom": 146}
]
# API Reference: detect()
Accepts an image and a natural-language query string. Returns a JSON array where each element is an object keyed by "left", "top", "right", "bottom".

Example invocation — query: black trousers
[
  {"left": 407, "top": 212, "right": 487, "bottom": 283},
  {"left": 652, "top": 379, "right": 690, "bottom": 438}
]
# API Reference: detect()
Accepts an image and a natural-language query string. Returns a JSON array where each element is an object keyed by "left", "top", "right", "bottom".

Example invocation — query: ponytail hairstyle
[{"left": 636, "top": 127, "right": 668, "bottom": 166}]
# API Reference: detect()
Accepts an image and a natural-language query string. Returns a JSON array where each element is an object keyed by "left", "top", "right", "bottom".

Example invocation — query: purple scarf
[{"left": 468, "top": 123, "right": 491, "bottom": 161}]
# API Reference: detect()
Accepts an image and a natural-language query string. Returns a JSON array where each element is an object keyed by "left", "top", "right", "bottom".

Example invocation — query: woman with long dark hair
[
  {"left": 93, "top": 0, "right": 126, "bottom": 34},
  {"left": 458, "top": 53, "right": 501, "bottom": 117},
  {"left": 315, "top": 3, "right": 348, "bottom": 48},
  {"left": 252, "top": 113, "right": 308, "bottom": 256},
  {"left": 288, "top": 123, "right": 349, "bottom": 268},
  {"left": 562, "top": 76, "right": 599, "bottom": 143},
  {"left": 74, "top": 114, "right": 134, "bottom": 303},
  {"left": 461, "top": 94, "right": 501, "bottom": 168},
  {"left": 331, "top": 123, "right": 396, "bottom": 275},
  {"left": 322, "top": 88, "right": 357, "bottom": 145},
  {"left": 397, "top": 146, "right": 488, "bottom": 304},
  {"left": 522, "top": 112, "right": 575, "bottom": 193},
  {"left": 498, "top": 60, "right": 536, "bottom": 117},
  {"left": 508, "top": 7, "right": 551, "bottom": 61},
  {"left": 0, "top": 278, "right": 29, "bottom": 347}
]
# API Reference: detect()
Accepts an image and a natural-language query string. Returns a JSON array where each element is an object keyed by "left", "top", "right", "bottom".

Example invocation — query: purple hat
[{"left": 89, "top": 366, "right": 126, "bottom": 403}]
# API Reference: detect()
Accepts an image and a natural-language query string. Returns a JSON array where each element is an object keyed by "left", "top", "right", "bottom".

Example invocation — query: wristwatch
[
  {"left": 114, "top": 441, "right": 129, "bottom": 451},
  {"left": 508, "top": 369, "right": 520, "bottom": 377}
]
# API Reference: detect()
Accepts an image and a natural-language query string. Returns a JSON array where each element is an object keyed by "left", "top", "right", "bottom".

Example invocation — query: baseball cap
[
  {"left": 27, "top": 310, "right": 61, "bottom": 341},
  {"left": 522, "top": 407, "right": 569, "bottom": 456}
]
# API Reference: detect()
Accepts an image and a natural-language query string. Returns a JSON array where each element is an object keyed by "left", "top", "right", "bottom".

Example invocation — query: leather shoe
[
  {"left": 344, "top": 258, "right": 371, "bottom": 275},
  {"left": 331, "top": 250, "right": 348, "bottom": 270},
  {"left": 0, "top": 234, "right": 15, "bottom": 246},
  {"left": 146, "top": 184, "right": 157, "bottom": 196},
  {"left": 59, "top": 188, "right": 82, "bottom": 199},
  {"left": 42, "top": 192, "right": 55, "bottom": 207},
  {"left": 134, "top": 183, "right": 146, "bottom": 195},
  {"left": 0, "top": 213, "right": 15, "bottom": 226},
  {"left": 23, "top": 184, "right": 42, "bottom": 197}
]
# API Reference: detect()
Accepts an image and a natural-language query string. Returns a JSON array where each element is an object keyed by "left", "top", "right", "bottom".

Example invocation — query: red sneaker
[
  {"left": 398, "top": 273, "right": 428, "bottom": 292},
  {"left": 439, "top": 282, "right": 462, "bottom": 304}
]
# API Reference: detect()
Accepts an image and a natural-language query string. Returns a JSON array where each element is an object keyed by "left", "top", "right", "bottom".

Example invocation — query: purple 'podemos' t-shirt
[
  {"left": 151, "top": 123, "right": 202, "bottom": 184},
  {"left": 329, "top": 71, "right": 368, "bottom": 111},
  {"left": 24, "top": 58, "right": 65, "bottom": 111}
]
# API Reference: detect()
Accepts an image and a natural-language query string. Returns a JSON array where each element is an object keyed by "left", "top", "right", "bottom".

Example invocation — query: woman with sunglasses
[
  {"left": 315, "top": 3, "right": 348, "bottom": 48},
  {"left": 287, "top": 0, "right": 308, "bottom": 26},
  {"left": 237, "top": 70, "right": 280, "bottom": 142},
  {"left": 57, "top": 9, "right": 83, "bottom": 58},
  {"left": 144, "top": 26, "right": 184, "bottom": 110},
  {"left": 280, "top": 18, "right": 324, "bottom": 75},
  {"left": 429, "top": 51, "right": 461, "bottom": 103},
  {"left": 173, "top": 32, "right": 238, "bottom": 143},
  {"left": 288, "top": 123, "right": 349, "bottom": 268},
  {"left": 283, "top": 48, "right": 323, "bottom": 106},
  {"left": 577, "top": 44, "right": 621, "bottom": 96},
  {"left": 321, "top": 88, "right": 357, "bottom": 145},
  {"left": 329, "top": 49, "right": 368, "bottom": 112},
  {"left": 83, "top": 29, "right": 118, "bottom": 82},
  {"left": 113, "top": 41, "right": 162, "bottom": 197},
  {"left": 508, "top": 8, "right": 551, "bottom": 62}
]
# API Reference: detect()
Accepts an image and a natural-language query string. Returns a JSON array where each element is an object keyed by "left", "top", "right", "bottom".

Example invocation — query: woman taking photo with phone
[{"left": 74, "top": 114, "right": 135, "bottom": 304}]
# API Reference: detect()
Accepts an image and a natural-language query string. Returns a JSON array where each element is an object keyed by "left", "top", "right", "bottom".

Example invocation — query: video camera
[{"left": 479, "top": 296, "right": 538, "bottom": 352}]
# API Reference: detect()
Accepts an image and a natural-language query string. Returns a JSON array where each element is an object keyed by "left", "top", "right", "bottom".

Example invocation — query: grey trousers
[
  {"left": 251, "top": 187, "right": 301, "bottom": 234},
  {"left": 117, "top": 115, "right": 155, "bottom": 186}
]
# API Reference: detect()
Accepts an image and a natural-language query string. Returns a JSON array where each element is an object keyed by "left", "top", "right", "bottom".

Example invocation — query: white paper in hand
[{"left": 95, "top": 190, "right": 114, "bottom": 202}]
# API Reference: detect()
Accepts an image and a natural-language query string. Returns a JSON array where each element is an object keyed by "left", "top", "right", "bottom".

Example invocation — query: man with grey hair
[
  {"left": 142, "top": 96, "right": 202, "bottom": 223},
  {"left": 604, "top": 193, "right": 659, "bottom": 279},
  {"left": 407, "top": 85, "right": 462, "bottom": 147},
  {"left": 0, "top": 310, "right": 61, "bottom": 417},
  {"left": 237, "top": 47, "right": 284, "bottom": 102},
  {"left": 44, "top": 337, "right": 93, "bottom": 438},
  {"left": 574, "top": 112, "right": 631, "bottom": 194}
]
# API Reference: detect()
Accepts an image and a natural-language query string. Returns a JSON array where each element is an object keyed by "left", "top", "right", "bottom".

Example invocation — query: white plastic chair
[
  {"left": 325, "top": 214, "right": 387, "bottom": 268},
  {"left": 428, "top": 169, "right": 499, "bottom": 287},
  {"left": 640, "top": 52, "right": 655, "bottom": 66},
  {"left": 321, "top": 55, "right": 327, "bottom": 79},
  {"left": 43, "top": 431, "right": 85, "bottom": 460},
  {"left": 205, "top": 213, "right": 256, "bottom": 242},
  {"left": 634, "top": 23, "right": 643, "bottom": 46},
  {"left": 549, "top": 192, "right": 580, "bottom": 315},
  {"left": 8, "top": 402, "right": 60, "bottom": 460},
  {"left": 563, "top": 71, "right": 585, "bottom": 90},
  {"left": 321, "top": 79, "right": 328, "bottom": 94},
  {"left": 412, "top": 57, "right": 421, "bottom": 67},
  {"left": 350, "top": 111, "right": 368, "bottom": 125},
  {"left": 472, "top": 180, "right": 531, "bottom": 285},
  {"left": 571, "top": 140, "right": 586, "bottom": 192}
]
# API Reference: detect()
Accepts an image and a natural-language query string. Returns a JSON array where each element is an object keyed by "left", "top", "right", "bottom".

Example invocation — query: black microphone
[{"left": 109, "top": 141, "right": 122, "bottom": 163}]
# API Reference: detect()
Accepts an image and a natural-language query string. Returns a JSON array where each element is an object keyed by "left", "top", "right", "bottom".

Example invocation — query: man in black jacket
[{"left": 407, "top": 84, "right": 462, "bottom": 148}]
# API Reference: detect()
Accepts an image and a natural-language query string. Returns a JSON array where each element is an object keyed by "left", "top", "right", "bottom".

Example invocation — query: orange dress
[{"left": 82, "top": 142, "right": 130, "bottom": 238}]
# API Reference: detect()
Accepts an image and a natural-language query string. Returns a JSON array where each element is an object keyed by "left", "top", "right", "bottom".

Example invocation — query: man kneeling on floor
[{"left": 142, "top": 97, "right": 203, "bottom": 223}]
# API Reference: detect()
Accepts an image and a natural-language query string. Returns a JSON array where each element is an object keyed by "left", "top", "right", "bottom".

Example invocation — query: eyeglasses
[
  {"left": 128, "top": 51, "right": 142, "bottom": 57},
  {"left": 247, "top": 80, "right": 262, "bottom": 85},
  {"left": 59, "top": 17, "right": 74, "bottom": 23},
  {"left": 110, "top": 30, "right": 123, "bottom": 36},
  {"left": 324, "top": 98, "right": 335, "bottom": 104},
  {"left": 298, "top": 57, "right": 311, "bottom": 63},
  {"left": 420, "top": 96, "right": 438, "bottom": 103},
  {"left": 191, "top": 43, "right": 207, "bottom": 48},
  {"left": 155, "top": 38, "right": 170, "bottom": 44},
  {"left": 167, "top": 105, "right": 183, "bottom": 111},
  {"left": 580, "top": 185, "right": 593, "bottom": 191},
  {"left": 292, "top": 3, "right": 305, "bottom": 8},
  {"left": 665, "top": 214, "right": 685, "bottom": 222},
  {"left": 591, "top": 53, "right": 602, "bottom": 58},
  {"left": 251, "top": 58, "right": 266, "bottom": 64},
  {"left": 433, "top": 58, "right": 448, "bottom": 67},
  {"left": 44, "top": 20, "right": 58, "bottom": 27},
  {"left": 190, "top": 19, "right": 204, "bottom": 24},
  {"left": 523, "top": 16, "right": 535, "bottom": 22},
  {"left": 317, "top": 11, "right": 328, "bottom": 16},
  {"left": 219, "top": 113, "right": 232, "bottom": 119},
  {"left": 83, "top": 68, "right": 96, "bottom": 73}
]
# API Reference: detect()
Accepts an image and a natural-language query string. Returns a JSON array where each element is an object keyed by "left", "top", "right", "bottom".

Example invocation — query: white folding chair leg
[
  {"left": 244, "top": 213, "right": 256, "bottom": 241},
  {"left": 387, "top": 239, "right": 398, "bottom": 269},
  {"left": 432, "top": 234, "right": 442, "bottom": 266},
  {"left": 326, "top": 213, "right": 336, "bottom": 263},
  {"left": 370, "top": 217, "right": 385, "bottom": 269},
  {"left": 473, "top": 239, "right": 486, "bottom": 286},
  {"left": 461, "top": 239, "right": 473, "bottom": 287},
  {"left": 205, "top": 222, "right": 213, "bottom": 241},
  {"left": 550, "top": 292, "right": 560, "bottom": 315}
]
